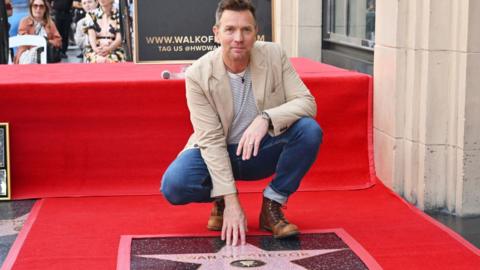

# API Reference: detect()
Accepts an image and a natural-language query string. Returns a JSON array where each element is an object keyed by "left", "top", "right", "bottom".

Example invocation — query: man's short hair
[{"left": 215, "top": 0, "right": 257, "bottom": 26}]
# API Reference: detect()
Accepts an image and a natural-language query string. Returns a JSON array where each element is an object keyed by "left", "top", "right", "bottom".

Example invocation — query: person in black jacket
[{"left": 50, "top": 0, "right": 73, "bottom": 58}]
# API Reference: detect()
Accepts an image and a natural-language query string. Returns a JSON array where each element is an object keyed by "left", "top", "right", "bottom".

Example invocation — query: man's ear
[{"left": 212, "top": 25, "right": 219, "bottom": 43}]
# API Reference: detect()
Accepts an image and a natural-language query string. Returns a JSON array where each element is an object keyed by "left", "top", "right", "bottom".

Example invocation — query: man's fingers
[
  {"left": 253, "top": 137, "right": 261, "bottom": 157},
  {"left": 243, "top": 140, "right": 253, "bottom": 160},
  {"left": 248, "top": 143, "right": 254, "bottom": 159},
  {"left": 245, "top": 138, "right": 257, "bottom": 160},
  {"left": 232, "top": 225, "right": 238, "bottom": 246},
  {"left": 226, "top": 225, "right": 232, "bottom": 246},
  {"left": 239, "top": 223, "right": 246, "bottom": 245},
  {"left": 242, "top": 143, "right": 248, "bottom": 160},
  {"left": 242, "top": 142, "right": 247, "bottom": 160},
  {"left": 236, "top": 136, "right": 245, "bottom": 156},
  {"left": 221, "top": 222, "right": 226, "bottom": 241}
]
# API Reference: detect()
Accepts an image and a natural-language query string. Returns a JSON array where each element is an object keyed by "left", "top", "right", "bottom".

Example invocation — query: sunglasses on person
[{"left": 32, "top": 4, "right": 46, "bottom": 9}]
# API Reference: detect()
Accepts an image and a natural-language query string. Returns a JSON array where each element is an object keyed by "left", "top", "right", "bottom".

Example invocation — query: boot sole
[
  {"left": 206, "top": 225, "right": 222, "bottom": 231},
  {"left": 273, "top": 230, "right": 299, "bottom": 239},
  {"left": 207, "top": 217, "right": 223, "bottom": 231},
  {"left": 260, "top": 225, "right": 299, "bottom": 239}
]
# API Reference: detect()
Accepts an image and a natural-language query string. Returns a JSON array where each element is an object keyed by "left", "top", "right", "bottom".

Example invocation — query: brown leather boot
[
  {"left": 207, "top": 199, "right": 224, "bottom": 231},
  {"left": 259, "top": 197, "right": 299, "bottom": 238}
]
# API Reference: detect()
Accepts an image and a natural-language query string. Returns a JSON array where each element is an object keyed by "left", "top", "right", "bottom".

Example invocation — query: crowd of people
[{"left": 7, "top": 0, "right": 128, "bottom": 64}]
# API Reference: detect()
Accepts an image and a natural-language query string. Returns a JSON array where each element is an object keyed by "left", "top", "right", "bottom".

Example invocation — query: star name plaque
[{"left": 117, "top": 229, "right": 382, "bottom": 270}]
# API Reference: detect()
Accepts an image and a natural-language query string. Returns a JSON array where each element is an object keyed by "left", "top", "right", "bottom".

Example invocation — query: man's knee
[
  {"left": 161, "top": 170, "right": 189, "bottom": 205},
  {"left": 297, "top": 117, "right": 323, "bottom": 146}
]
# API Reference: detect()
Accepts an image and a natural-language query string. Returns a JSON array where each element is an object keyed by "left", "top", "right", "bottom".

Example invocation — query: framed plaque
[
  {"left": 0, "top": 123, "right": 10, "bottom": 200},
  {"left": 134, "top": 0, "right": 275, "bottom": 63}
]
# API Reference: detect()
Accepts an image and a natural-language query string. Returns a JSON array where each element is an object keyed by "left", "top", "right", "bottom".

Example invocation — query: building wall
[
  {"left": 274, "top": 0, "right": 322, "bottom": 61},
  {"left": 7, "top": 1, "right": 475, "bottom": 213},
  {"left": 276, "top": 0, "right": 479, "bottom": 216},
  {"left": 374, "top": 0, "right": 480, "bottom": 216}
]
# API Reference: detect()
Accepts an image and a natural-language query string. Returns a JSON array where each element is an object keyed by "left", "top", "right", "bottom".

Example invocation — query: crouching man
[{"left": 161, "top": 0, "right": 323, "bottom": 246}]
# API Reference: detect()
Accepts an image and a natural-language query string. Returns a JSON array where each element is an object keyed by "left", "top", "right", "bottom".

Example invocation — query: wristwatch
[{"left": 261, "top": 111, "right": 272, "bottom": 127}]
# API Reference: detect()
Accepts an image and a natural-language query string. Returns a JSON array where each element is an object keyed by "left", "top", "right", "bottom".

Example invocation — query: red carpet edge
[
  {"left": 1, "top": 200, "right": 44, "bottom": 270},
  {"left": 383, "top": 183, "right": 480, "bottom": 256}
]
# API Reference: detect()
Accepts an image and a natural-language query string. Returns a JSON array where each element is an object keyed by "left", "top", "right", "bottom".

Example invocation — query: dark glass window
[{"left": 322, "top": 0, "right": 375, "bottom": 75}]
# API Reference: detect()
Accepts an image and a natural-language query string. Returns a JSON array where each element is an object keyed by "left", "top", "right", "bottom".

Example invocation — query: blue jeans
[{"left": 161, "top": 117, "right": 323, "bottom": 205}]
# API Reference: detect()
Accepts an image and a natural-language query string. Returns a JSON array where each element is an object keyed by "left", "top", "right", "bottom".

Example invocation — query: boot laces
[{"left": 268, "top": 200, "right": 287, "bottom": 224}]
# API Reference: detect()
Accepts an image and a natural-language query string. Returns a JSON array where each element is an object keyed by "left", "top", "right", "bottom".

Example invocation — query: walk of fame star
[
  {"left": 0, "top": 213, "right": 28, "bottom": 237},
  {"left": 137, "top": 243, "right": 346, "bottom": 269}
]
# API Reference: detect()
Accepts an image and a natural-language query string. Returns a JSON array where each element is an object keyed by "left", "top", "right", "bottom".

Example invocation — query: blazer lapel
[
  {"left": 211, "top": 50, "right": 234, "bottom": 135},
  {"left": 250, "top": 46, "right": 267, "bottom": 112},
  {"left": 209, "top": 45, "right": 267, "bottom": 135}
]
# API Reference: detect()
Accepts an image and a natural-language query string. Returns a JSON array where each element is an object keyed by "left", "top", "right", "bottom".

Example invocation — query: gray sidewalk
[{"left": 62, "top": 45, "right": 83, "bottom": 64}]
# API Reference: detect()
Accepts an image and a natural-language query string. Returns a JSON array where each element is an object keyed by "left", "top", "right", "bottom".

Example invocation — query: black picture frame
[
  {"left": 133, "top": 0, "right": 275, "bottom": 63},
  {"left": 0, "top": 123, "right": 10, "bottom": 200}
]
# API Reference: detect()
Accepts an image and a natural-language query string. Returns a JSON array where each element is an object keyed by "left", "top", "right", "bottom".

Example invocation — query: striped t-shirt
[{"left": 226, "top": 68, "right": 259, "bottom": 144}]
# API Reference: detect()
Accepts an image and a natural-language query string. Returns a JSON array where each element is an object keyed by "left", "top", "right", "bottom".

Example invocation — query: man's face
[
  {"left": 213, "top": 10, "right": 257, "bottom": 65},
  {"left": 81, "top": 0, "right": 97, "bottom": 12}
]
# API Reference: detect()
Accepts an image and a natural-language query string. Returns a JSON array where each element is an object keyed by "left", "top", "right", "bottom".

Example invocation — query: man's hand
[
  {"left": 222, "top": 194, "right": 248, "bottom": 246},
  {"left": 236, "top": 116, "right": 269, "bottom": 160}
]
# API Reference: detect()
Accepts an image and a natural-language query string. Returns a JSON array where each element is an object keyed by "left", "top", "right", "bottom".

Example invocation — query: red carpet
[
  {"left": 1, "top": 60, "right": 478, "bottom": 269},
  {"left": 3, "top": 182, "right": 479, "bottom": 270},
  {"left": 0, "top": 59, "right": 373, "bottom": 199}
]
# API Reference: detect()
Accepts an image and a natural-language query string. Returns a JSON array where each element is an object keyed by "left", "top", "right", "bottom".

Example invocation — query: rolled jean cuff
[{"left": 263, "top": 185, "right": 288, "bottom": 205}]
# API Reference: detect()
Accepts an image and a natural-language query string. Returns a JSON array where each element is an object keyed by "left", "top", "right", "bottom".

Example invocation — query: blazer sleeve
[
  {"left": 263, "top": 47, "right": 317, "bottom": 136},
  {"left": 185, "top": 73, "right": 237, "bottom": 198}
]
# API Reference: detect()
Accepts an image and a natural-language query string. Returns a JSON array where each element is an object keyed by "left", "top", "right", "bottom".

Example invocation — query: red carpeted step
[
  {"left": 4, "top": 183, "right": 479, "bottom": 270},
  {"left": 0, "top": 60, "right": 374, "bottom": 199}
]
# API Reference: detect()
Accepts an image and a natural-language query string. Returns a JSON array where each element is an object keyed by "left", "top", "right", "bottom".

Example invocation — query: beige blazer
[{"left": 184, "top": 41, "right": 317, "bottom": 197}]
